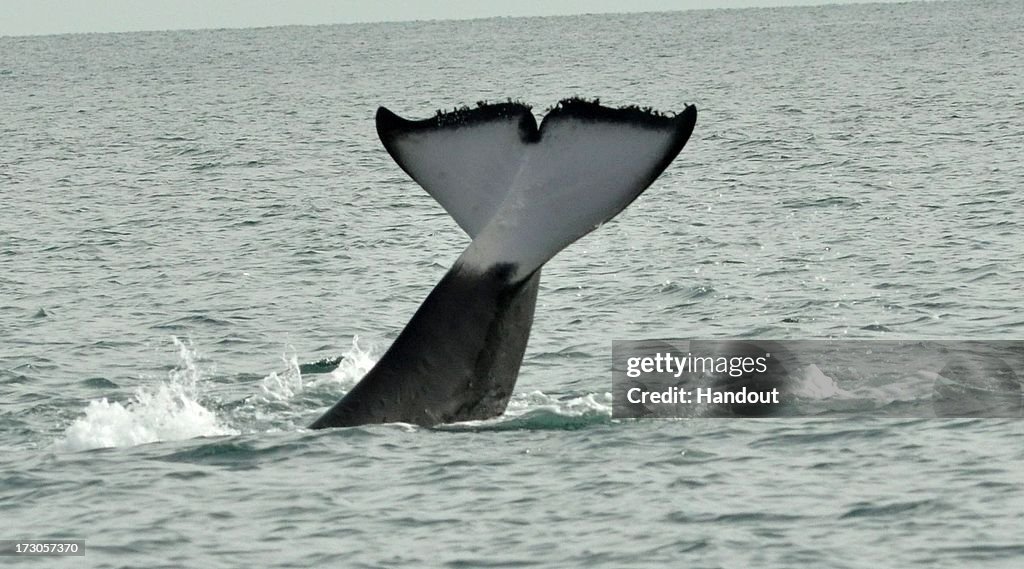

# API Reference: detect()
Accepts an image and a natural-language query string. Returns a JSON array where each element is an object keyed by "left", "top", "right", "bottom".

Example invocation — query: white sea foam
[
  {"left": 259, "top": 348, "right": 303, "bottom": 401},
  {"left": 56, "top": 337, "right": 237, "bottom": 451},
  {"left": 311, "top": 335, "right": 379, "bottom": 390},
  {"left": 505, "top": 390, "right": 613, "bottom": 418},
  {"left": 258, "top": 336, "right": 379, "bottom": 402},
  {"left": 426, "top": 390, "right": 615, "bottom": 432},
  {"left": 791, "top": 364, "right": 854, "bottom": 399},
  {"left": 227, "top": 336, "right": 382, "bottom": 431}
]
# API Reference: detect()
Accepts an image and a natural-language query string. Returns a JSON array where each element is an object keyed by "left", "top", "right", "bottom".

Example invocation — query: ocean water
[{"left": 2, "top": 0, "right": 1023, "bottom": 567}]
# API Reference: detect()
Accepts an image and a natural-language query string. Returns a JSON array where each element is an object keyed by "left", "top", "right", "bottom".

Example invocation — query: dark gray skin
[{"left": 309, "top": 264, "right": 539, "bottom": 428}]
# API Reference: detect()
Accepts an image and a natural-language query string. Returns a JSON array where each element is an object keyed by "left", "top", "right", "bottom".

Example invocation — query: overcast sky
[{"left": 1, "top": 0, "right": 911, "bottom": 37}]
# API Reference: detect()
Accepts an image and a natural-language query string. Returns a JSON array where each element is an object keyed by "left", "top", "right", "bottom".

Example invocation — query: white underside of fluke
[
  {"left": 384, "top": 116, "right": 528, "bottom": 239},
  {"left": 380, "top": 102, "right": 694, "bottom": 282},
  {"left": 460, "top": 120, "right": 682, "bottom": 280}
]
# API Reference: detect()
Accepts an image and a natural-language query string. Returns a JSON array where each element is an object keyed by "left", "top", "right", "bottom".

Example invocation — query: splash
[
  {"left": 257, "top": 336, "right": 379, "bottom": 403},
  {"left": 224, "top": 336, "right": 381, "bottom": 432},
  {"left": 56, "top": 338, "right": 237, "bottom": 451},
  {"left": 792, "top": 364, "right": 854, "bottom": 399},
  {"left": 258, "top": 348, "right": 303, "bottom": 401},
  {"left": 310, "top": 335, "right": 379, "bottom": 391}
]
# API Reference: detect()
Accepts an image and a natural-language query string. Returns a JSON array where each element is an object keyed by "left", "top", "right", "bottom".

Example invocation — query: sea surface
[{"left": 2, "top": 1, "right": 1023, "bottom": 567}]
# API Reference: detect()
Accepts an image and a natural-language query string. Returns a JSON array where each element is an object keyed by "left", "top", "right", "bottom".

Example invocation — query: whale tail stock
[{"left": 309, "top": 99, "right": 697, "bottom": 429}]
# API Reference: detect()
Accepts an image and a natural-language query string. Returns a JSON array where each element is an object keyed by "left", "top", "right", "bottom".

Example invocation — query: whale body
[{"left": 310, "top": 99, "right": 697, "bottom": 429}]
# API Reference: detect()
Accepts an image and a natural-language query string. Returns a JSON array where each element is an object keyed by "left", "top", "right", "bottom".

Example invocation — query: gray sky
[{"left": 1, "top": 0, "right": 908, "bottom": 37}]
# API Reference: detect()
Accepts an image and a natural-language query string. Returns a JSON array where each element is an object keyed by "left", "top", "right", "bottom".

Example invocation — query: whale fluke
[{"left": 310, "top": 99, "right": 697, "bottom": 429}]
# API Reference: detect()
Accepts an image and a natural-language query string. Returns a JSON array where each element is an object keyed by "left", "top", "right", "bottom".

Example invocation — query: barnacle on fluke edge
[
  {"left": 429, "top": 98, "right": 532, "bottom": 127},
  {"left": 400, "top": 97, "right": 690, "bottom": 135},
  {"left": 545, "top": 97, "right": 683, "bottom": 126}
]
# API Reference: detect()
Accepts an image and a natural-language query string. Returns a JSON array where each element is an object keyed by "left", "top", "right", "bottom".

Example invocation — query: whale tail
[
  {"left": 376, "top": 99, "right": 697, "bottom": 265},
  {"left": 310, "top": 99, "right": 696, "bottom": 428}
]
